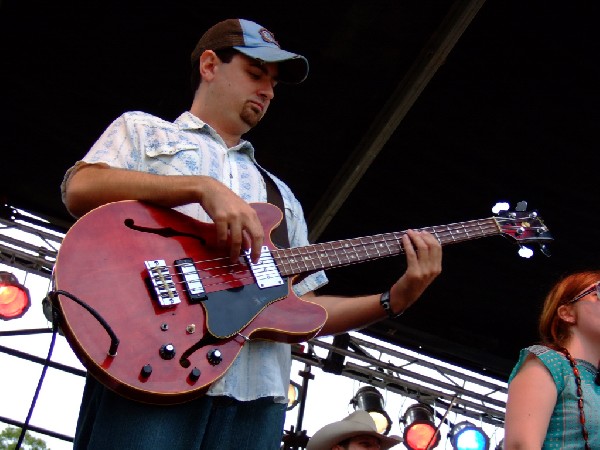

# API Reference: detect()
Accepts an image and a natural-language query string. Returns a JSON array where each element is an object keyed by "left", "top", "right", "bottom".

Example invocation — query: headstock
[{"left": 492, "top": 201, "right": 553, "bottom": 257}]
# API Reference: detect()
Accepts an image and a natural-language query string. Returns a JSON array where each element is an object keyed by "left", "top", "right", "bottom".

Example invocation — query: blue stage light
[{"left": 450, "top": 421, "right": 490, "bottom": 450}]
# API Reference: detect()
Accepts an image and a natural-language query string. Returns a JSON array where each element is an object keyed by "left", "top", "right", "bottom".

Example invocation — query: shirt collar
[
  {"left": 175, "top": 111, "right": 208, "bottom": 131},
  {"left": 175, "top": 111, "right": 256, "bottom": 159}
]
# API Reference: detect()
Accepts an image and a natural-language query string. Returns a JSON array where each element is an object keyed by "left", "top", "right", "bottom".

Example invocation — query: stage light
[
  {"left": 287, "top": 380, "right": 301, "bottom": 410},
  {"left": 0, "top": 271, "right": 31, "bottom": 320},
  {"left": 401, "top": 403, "right": 440, "bottom": 450},
  {"left": 450, "top": 421, "right": 490, "bottom": 450},
  {"left": 351, "top": 386, "right": 392, "bottom": 435}
]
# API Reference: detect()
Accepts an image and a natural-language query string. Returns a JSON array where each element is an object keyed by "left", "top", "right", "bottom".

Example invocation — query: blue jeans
[{"left": 74, "top": 376, "right": 287, "bottom": 450}]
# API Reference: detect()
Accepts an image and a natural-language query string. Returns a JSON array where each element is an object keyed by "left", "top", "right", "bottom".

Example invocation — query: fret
[
  {"left": 461, "top": 223, "right": 472, "bottom": 239},
  {"left": 363, "top": 235, "right": 381, "bottom": 259},
  {"left": 337, "top": 240, "right": 353, "bottom": 266},
  {"left": 421, "top": 219, "right": 498, "bottom": 246},
  {"left": 280, "top": 247, "right": 303, "bottom": 275},
  {"left": 386, "top": 233, "right": 404, "bottom": 254},
  {"left": 304, "top": 246, "right": 319, "bottom": 271},
  {"left": 296, "top": 247, "right": 316, "bottom": 271},
  {"left": 319, "top": 242, "right": 343, "bottom": 268},
  {"left": 329, "top": 241, "right": 345, "bottom": 267}
]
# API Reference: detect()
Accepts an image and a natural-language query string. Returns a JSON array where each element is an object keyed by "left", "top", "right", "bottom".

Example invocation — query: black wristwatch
[{"left": 380, "top": 290, "right": 404, "bottom": 319}]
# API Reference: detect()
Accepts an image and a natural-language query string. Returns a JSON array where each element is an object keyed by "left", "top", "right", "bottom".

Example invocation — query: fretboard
[{"left": 272, "top": 218, "right": 500, "bottom": 277}]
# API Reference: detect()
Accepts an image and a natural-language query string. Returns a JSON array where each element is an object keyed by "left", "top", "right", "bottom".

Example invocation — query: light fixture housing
[
  {"left": 450, "top": 421, "right": 490, "bottom": 450},
  {"left": 0, "top": 271, "right": 31, "bottom": 320},
  {"left": 351, "top": 386, "right": 392, "bottom": 435},
  {"left": 287, "top": 380, "right": 302, "bottom": 411},
  {"left": 401, "top": 403, "right": 440, "bottom": 450}
]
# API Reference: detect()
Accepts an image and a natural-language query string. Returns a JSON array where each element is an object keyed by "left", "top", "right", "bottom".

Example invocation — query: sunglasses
[{"left": 566, "top": 281, "right": 600, "bottom": 305}]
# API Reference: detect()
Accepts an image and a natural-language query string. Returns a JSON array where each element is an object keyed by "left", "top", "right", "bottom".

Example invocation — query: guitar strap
[{"left": 259, "top": 167, "right": 290, "bottom": 249}]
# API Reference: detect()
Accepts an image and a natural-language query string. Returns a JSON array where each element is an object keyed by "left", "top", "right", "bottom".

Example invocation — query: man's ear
[
  {"left": 557, "top": 304, "right": 576, "bottom": 324},
  {"left": 199, "top": 50, "right": 219, "bottom": 81}
]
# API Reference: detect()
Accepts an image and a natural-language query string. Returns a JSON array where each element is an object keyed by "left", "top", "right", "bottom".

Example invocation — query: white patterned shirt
[{"left": 61, "top": 110, "right": 328, "bottom": 403}]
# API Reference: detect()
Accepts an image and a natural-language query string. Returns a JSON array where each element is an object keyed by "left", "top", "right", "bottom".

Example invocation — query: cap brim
[
  {"left": 306, "top": 425, "right": 401, "bottom": 450},
  {"left": 234, "top": 46, "right": 309, "bottom": 84}
]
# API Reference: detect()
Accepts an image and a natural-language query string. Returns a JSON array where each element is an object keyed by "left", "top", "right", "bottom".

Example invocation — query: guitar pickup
[
  {"left": 245, "top": 246, "right": 284, "bottom": 288},
  {"left": 175, "top": 258, "right": 207, "bottom": 303},
  {"left": 145, "top": 259, "right": 181, "bottom": 307}
]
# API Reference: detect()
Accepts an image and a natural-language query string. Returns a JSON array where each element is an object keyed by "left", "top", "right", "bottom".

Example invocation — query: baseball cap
[{"left": 190, "top": 18, "right": 309, "bottom": 84}]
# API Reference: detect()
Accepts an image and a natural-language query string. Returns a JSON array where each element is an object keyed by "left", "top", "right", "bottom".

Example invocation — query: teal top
[{"left": 509, "top": 345, "right": 600, "bottom": 449}]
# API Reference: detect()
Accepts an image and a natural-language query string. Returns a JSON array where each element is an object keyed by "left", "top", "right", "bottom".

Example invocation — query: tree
[{"left": 0, "top": 426, "right": 48, "bottom": 450}]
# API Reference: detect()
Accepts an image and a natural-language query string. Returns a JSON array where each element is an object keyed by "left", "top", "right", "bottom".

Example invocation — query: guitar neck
[{"left": 273, "top": 217, "right": 500, "bottom": 277}]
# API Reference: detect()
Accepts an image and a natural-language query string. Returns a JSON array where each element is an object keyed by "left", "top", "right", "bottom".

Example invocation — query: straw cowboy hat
[{"left": 306, "top": 411, "right": 401, "bottom": 450}]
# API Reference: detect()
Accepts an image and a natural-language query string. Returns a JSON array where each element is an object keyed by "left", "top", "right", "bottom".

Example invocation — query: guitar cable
[
  {"left": 47, "top": 289, "right": 121, "bottom": 356},
  {"left": 15, "top": 303, "right": 60, "bottom": 450}
]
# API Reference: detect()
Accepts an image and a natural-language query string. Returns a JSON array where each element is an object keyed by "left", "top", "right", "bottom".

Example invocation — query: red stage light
[
  {"left": 0, "top": 271, "right": 31, "bottom": 320},
  {"left": 402, "top": 403, "right": 440, "bottom": 450}
]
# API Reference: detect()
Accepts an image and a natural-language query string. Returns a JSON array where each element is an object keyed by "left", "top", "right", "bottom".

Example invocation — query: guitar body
[{"left": 53, "top": 200, "right": 327, "bottom": 404}]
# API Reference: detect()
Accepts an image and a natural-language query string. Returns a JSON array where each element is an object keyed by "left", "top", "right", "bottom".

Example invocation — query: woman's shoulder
[
  {"left": 509, "top": 345, "right": 557, "bottom": 376},
  {"left": 523, "top": 345, "right": 567, "bottom": 369},
  {"left": 509, "top": 344, "right": 570, "bottom": 388}
]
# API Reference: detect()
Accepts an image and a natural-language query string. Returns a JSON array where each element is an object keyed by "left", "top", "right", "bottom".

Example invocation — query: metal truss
[
  {"left": 0, "top": 204, "right": 64, "bottom": 279},
  {"left": 294, "top": 333, "right": 507, "bottom": 428}
]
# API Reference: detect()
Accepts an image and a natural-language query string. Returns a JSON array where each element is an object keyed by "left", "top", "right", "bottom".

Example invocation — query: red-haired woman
[{"left": 504, "top": 270, "right": 600, "bottom": 449}]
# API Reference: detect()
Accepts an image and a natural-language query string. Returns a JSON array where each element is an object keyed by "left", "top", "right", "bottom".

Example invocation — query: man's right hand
[{"left": 197, "top": 177, "right": 265, "bottom": 263}]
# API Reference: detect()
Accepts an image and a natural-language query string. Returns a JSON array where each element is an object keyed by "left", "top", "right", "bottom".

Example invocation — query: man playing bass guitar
[{"left": 59, "top": 18, "right": 442, "bottom": 450}]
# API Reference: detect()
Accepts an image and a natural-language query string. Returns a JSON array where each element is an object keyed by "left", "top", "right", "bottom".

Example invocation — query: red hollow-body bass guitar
[{"left": 51, "top": 200, "right": 552, "bottom": 404}]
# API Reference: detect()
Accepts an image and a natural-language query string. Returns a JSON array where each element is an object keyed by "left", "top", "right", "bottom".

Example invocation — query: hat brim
[
  {"left": 306, "top": 421, "right": 401, "bottom": 450},
  {"left": 234, "top": 46, "right": 309, "bottom": 84}
]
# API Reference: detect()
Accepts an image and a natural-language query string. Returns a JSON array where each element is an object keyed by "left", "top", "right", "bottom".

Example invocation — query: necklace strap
[{"left": 558, "top": 347, "right": 591, "bottom": 450}]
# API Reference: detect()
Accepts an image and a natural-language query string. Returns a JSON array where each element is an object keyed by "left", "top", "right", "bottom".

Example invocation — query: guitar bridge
[
  {"left": 245, "top": 246, "right": 284, "bottom": 288},
  {"left": 145, "top": 259, "right": 181, "bottom": 307}
]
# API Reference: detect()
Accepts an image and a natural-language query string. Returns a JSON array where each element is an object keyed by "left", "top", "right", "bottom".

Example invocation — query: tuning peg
[
  {"left": 518, "top": 246, "right": 534, "bottom": 258},
  {"left": 492, "top": 202, "right": 510, "bottom": 214},
  {"left": 540, "top": 244, "right": 552, "bottom": 257},
  {"left": 515, "top": 201, "right": 528, "bottom": 212}
]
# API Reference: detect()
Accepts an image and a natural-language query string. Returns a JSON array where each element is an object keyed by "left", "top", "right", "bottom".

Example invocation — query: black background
[{"left": 2, "top": 0, "right": 598, "bottom": 380}]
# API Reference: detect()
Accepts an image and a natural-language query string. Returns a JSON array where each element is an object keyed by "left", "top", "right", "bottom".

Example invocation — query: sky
[{"left": 0, "top": 213, "right": 506, "bottom": 450}]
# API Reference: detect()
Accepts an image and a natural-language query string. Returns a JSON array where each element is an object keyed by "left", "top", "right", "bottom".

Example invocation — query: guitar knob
[
  {"left": 207, "top": 349, "right": 222, "bottom": 366},
  {"left": 140, "top": 364, "right": 153, "bottom": 379},
  {"left": 189, "top": 367, "right": 201, "bottom": 382},
  {"left": 159, "top": 343, "right": 176, "bottom": 360}
]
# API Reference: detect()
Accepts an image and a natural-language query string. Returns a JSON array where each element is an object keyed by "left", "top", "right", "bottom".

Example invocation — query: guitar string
[
  {"left": 161, "top": 217, "right": 542, "bottom": 284},
  {"left": 275, "top": 227, "right": 497, "bottom": 274},
  {"left": 274, "top": 219, "right": 502, "bottom": 266},
  {"left": 155, "top": 217, "right": 541, "bottom": 288}
]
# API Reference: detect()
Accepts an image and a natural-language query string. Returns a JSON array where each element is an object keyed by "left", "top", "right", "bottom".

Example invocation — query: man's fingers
[
  {"left": 403, "top": 229, "right": 442, "bottom": 277},
  {"left": 228, "top": 219, "right": 244, "bottom": 263},
  {"left": 214, "top": 210, "right": 264, "bottom": 263},
  {"left": 245, "top": 218, "right": 265, "bottom": 263},
  {"left": 402, "top": 230, "right": 418, "bottom": 259},
  {"left": 215, "top": 220, "right": 230, "bottom": 250}
]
